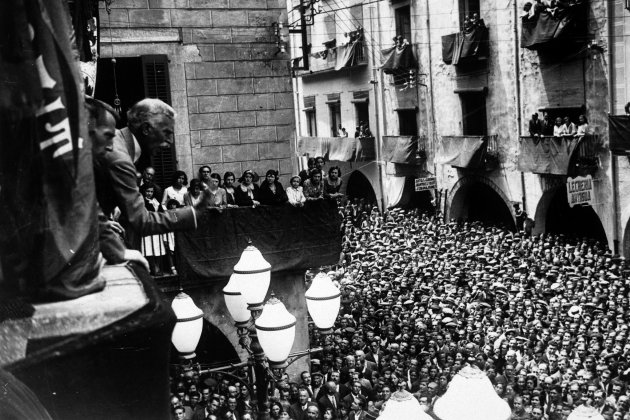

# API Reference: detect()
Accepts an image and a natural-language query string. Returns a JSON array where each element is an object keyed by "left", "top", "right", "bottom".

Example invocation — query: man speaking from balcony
[{"left": 95, "top": 98, "right": 211, "bottom": 250}]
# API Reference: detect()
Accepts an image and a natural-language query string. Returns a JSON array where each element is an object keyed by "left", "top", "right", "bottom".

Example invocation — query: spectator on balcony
[
  {"left": 139, "top": 182, "right": 167, "bottom": 276},
  {"left": 562, "top": 116, "right": 577, "bottom": 138},
  {"left": 198, "top": 165, "right": 212, "bottom": 189},
  {"left": 574, "top": 114, "right": 589, "bottom": 138},
  {"left": 300, "top": 158, "right": 316, "bottom": 185},
  {"left": 139, "top": 166, "right": 162, "bottom": 202},
  {"left": 324, "top": 166, "right": 344, "bottom": 200},
  {"left": 553, "top": 117, "right": 566, "bottom": 138},
  {"left": 235, "top": 170, "right": 260, "bottom": 207},
  {"left": 183, "top": 179, "right": 203, "bottom": 207},
  {"left": 528, "top": 113, "right": 542, "bottom": 137},
  {"left": 303, "top": 169, "right": 325, "bottom": 201},
  {"left": 162, "top": 170, "right": 188, "bottom": 208},
  {"left": 287, "top": 176, "right": 307, "bottom": 207},
  {"left": 259, "top": 169, "right": 288, "bottom": 206},
  {"left": 541, "top": 112, "right": 554, "bottom": 136},
  {"left": 222, "top": 172, "right": 239, "bottom": 208},
  {"left": 206, "top": 173, "right": 227, "bottom": 209},
  {"left": 315, "top": 156, "right": 327, "bottom": 179}
]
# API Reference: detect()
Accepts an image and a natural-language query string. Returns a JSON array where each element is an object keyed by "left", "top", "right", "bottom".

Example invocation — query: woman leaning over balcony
[
  {"left": 234, "top": 169, "right": 260, "bottom": 207},
  {"left": 303, "top": 168, "right": 324, "bottom": 201},
  {"left": 258, "top": 169, "right": 287, "bottom": 206},
  {"left": 574, "top": 114, "right": 589, "bottom": 139},
  {"left": 324, "top": 166, "right": 343, "bottom": 200}
]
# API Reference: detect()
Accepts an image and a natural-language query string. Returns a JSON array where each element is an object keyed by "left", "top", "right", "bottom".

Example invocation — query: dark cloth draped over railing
[
  {"left": 521, "top": 1, "right": 587, "bottom": 50},
  {"left": 175, "top": 201, "right": 343, "bottom": 281},
  {"left": 518, "top": 136, "right": 581, "bottom": 175},
  {"left": 437, "top": 136, "right": 487, "bottom": 168},
  {"left": 381, "top": 43, "right": 418, "bottom": 74},
  {"left": 609, "top": 115, "right": 630, "bottom": 155},
  {"left": 382, "top": 136, "right": 419, "bottom": 164},
  {"left": 442, "top": 25, "right": 489, "bottom": 65}
]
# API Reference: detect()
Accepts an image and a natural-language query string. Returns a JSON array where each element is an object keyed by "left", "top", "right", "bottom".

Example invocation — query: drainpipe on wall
[
  {"left": 291, "top": 76, "right": 302, "bottom": 172},
  {"left": 607, "top": 0, "right": 620, "bottom": 254},
  {"left": 425, "top": 0, "right": 440, "bottom": 214},
  {"left": 513, "top": 0, "right": 527, "bottom": 214},
  {"left": 370, "top": 6, "right": 387, "bottom": 211}
]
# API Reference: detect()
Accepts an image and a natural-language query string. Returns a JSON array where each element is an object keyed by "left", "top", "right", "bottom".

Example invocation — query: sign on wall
[
  {"left": 415, "top": 176, "right": 437, "bottom": 192},
  {"left": 566, "top": 175, "right": 594, "bottom": 208}
]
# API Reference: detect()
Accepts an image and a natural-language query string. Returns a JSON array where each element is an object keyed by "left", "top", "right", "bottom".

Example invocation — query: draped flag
[{"left": 0, "top": 0, "right": 102, "bottom": 300}]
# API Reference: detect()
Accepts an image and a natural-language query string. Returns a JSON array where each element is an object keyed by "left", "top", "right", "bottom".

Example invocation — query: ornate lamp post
[{"left": 172, "top": 242, "right": 340, "bottom": 416}]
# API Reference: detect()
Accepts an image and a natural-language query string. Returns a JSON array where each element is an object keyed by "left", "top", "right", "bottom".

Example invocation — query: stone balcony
[{"left": 518, "top": 134, "right": 601, "bottom": 176}]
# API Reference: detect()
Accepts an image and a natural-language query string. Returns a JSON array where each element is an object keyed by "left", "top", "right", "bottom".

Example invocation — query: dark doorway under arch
[
  {"left": 449, "top": 182, "right": 515, "bottom": 230},
  {"left": 397, "top": 178, "right": 435, "bottom": 214},
  {"left": 346, "top": 171, "right": 377, "bottom": 205},
  {"left": 545, "top": 189, "right": 607, "bottom": 244},
  {"left": 170, "top": 319, "right": 239, "bottom": 367}
]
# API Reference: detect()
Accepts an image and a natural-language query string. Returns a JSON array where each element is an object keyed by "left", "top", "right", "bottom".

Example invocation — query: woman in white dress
[{"left": 161, "top": 170, "right": 188, "bottom": 207}]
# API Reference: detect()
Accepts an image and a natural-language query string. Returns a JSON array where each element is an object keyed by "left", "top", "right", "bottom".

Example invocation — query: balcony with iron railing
[
  {"left": 518, "top": 134, "right": 600, "bottom": 176},
  {"left": 300, "top": 34, "right": 368, "bottom": 76},
  {"left": 441, "top": 17, "right": 489, "bottom": 66},
  {"left": 382, "top": 135, "right": 428, "bottom": 165},
  {"left": 297, "top": 135, "right": 375, "bottom": 161}
]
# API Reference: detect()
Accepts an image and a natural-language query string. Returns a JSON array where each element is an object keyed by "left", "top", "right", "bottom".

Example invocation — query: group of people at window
[
  {"left": 522, "top": 0, "right": 580, "bottom": 20},
  {"left": 528, "top": 112, "right": 589, "bottom": 139}
]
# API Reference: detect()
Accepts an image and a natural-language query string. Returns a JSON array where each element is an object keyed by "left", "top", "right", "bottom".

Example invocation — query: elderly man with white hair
[{"left": 94, "top": 98, "right": 212, "bottom": 251}]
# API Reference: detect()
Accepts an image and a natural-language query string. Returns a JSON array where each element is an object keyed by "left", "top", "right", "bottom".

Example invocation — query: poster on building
[
  {"left": 415, "top": 176, "right": 437, "bottom": 192},
  {"left": 566, "top": 175, "right": 594, "bottom": 208}
]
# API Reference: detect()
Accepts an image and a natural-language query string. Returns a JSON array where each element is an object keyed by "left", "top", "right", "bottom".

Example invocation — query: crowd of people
[{"left": 168, "top": 200, "right": 630, "bottom": 420}]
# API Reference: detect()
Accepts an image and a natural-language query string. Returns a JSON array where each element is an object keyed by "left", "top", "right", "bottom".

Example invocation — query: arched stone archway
[
  {"left": 623, "top": 217, "right": 630, "bottom": 259},
  {"left": 446, "top": 176, "right": 516, "bottom": 230},
  {"left": 536, "top": 187, "right": 607, "bottom": 243},
  {"left": 346, "top": 170, "right": 377, "bottom": 204}
]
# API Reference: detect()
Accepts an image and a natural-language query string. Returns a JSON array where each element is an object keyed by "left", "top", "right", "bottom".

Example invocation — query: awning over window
[
  {"left": 437, "top": 136, "right": 486, "bottom": 168},
  {"left": 517, "top": 136, "right": 580, "bottom": 175},
  {"left": 609, "top": 115, "right": 630, "bottom": 155},
  {"left": 442, "top": 25, "right": 489, "bottom": 65},
  {"left": 521, "top": 1, "right": 586, "bottom": 50},
  {"left": 382, "top": 136, "right": 418, "bottom": 164},
  {"left": 328, "top": 137, "right": 357, "bottom": 161},
  {"left": 381, "top": 43, "right": 418, "bottom": 74}
]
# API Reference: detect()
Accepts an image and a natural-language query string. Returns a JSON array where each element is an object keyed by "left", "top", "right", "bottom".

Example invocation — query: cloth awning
[
  {"left": 609, "top": 115, "right": 630, "bottom": 155},
  {"left": 386, "top": 176, "right": 407, "bottom": 208},
  {"left": 442, "top": 25, "right": 488, "bottom": 65},
  {"left": 175, "top": 201, "right": 343, "bottom": 280},
  {"left": 328, "top": 137, "right": 357, "bottom": 161},
  {"left": 381, "top": 43, "right": 418, "bottom": 74},
  {"left": 297, "top": 136, "right": 331, "bottom": 158},
  {"left": 521, "top": 2, "right": 586, "bottom": 50},
  {"left": 437, "top": 136, "right": 486, "bottom": 168},
  {"left": 355, "top": 136, "right": 376, "bottom": 161},
  {"left": 382, "top": 136, "right": 418, "bottom": 164},
  {"left": 517, "top": 136, "right": 580, "bottom": 175}
]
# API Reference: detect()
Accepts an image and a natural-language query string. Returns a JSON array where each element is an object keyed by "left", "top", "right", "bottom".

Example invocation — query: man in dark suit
[
  {"left": 317, "top": 381, "right": 342, "bottom": 419},
  {"left": 288, "top": 388, "right": 317, "bottom": 420},
  {"left": 342, "top": 381, "right": 367, "bottom": 411},
  {"left": 365, "top": 339, "right": 383, "bottom": 370},
  {"left": 94, "top": 98, "right": 211, "bottom": 250}
]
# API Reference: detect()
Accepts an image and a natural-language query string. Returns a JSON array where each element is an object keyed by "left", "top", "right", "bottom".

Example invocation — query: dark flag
[{"left": 0, "top": 0, "right": 102, "bottom": 300}]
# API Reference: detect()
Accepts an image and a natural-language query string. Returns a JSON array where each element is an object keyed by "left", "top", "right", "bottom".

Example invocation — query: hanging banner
[
  {"left": 566, "top": 175, "right": 594, "bottom": 208},
  {"left": 415, "top": 176, "right": 437, "bottom": 192}
]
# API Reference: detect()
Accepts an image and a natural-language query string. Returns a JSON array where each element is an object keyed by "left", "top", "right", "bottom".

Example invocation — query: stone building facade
[{"left": 99, "top": 0, "right": 295, "bottom": 181}]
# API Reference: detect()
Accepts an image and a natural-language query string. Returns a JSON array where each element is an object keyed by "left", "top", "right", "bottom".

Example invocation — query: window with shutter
[{"left": 142, "top": 55, "right": 176, "bottom": 192}]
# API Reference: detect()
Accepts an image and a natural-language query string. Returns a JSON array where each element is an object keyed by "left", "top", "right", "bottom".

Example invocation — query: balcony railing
[
  {"left": 521, "top": 1, "right": 587, "bottom": 50},
  {"left": 302, "top": 39, "right": 368, "bottom": 75},
  {"left": 297, "top": 136, "right": 375, "bottom": 161},
  {"left": 518, "top": 134, "right": 600, "bottom": 176},
  {"left": 382, "top": 135, "right": 427, "bottom": 164},
  {"left": 437, "top": 135, "right": 498, "bottom": 170},
  {"left": 442, "top": 23, "right": 489, "bottom": 65}
]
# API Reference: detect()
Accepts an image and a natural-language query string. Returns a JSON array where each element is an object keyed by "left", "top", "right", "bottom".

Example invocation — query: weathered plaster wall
[{"left": 100, "top": 0, "right": 296, "bottom": 179}]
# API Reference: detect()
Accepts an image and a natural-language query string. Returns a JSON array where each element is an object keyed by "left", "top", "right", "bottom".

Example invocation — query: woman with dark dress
[
  {"left": 324, "top": 166, "right": 343, "bottom": 200},
  {"left": 222, "top": 171, "right": 238, "bottom": 208},
  {"left": 303, "top": 168, "right": 324, "bottom": 201},
  {"left": 234, "top": 169, "right": 260, "bottom": 207},
  {"left": 258, "top": 169, "right": 287, "bottom": 206}
]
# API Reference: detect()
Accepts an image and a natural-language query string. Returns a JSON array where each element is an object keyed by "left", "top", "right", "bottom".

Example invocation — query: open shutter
[{"left": 142, "top": 55, "right": 176, "bottom": 191}]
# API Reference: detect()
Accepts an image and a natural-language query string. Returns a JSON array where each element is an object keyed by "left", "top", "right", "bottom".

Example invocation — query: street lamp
[
  {"left": 223, "top": 273, "right": 251, "bottom": 327},
  {"left": 255, "top": 296, "right": 296, "bottom": 369},
  {"left": 170, "top": 291, "right": 204, "bottom": 359},
  {"left": 305, "top": 272, "right": 341, "bottom": 334},
  {"left": 433, "top": 365, "right": 511, "bottom": 420},
  {"left": 232, "top": 243, "right": 271, "bottom": 313}
]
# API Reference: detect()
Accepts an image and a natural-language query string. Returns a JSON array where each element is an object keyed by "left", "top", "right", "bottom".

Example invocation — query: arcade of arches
[{"left": 346, "top": 171, "right": 377, "bottom": 204}]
